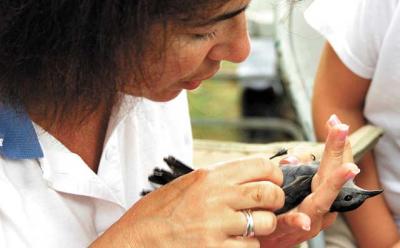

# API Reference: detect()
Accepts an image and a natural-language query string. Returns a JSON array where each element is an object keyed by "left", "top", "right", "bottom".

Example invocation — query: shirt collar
[{"left": 0, "top": 105, "right": 43, "bottom": 159}]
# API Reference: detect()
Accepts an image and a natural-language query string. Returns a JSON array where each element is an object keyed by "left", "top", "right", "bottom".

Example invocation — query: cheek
[
  {"left": 148, "top": 60, "right": 195, "bottom": 88},
  {"left": 169, "top": 43, "right": 211, "bottom": 73},
  {"left": 141, "top": 42, "right": 212, "bottom": 92}
]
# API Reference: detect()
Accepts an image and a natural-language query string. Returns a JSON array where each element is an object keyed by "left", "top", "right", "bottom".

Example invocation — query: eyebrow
[{"left": 194, "top": 5, "right": 249, "bottom": 27}]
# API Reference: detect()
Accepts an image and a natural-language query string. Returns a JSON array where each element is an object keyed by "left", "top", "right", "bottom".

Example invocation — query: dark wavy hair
[{"left": 0, "top": 0, "right": 229, "bottom": 122}]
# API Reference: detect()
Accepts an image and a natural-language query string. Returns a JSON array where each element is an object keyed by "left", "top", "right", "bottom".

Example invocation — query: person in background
[
  {"left": 307, "top": 0, "right": 400, "bottom": 247},
  {"left": 0, "top": 0, "right": 358, "bottom": 247}
]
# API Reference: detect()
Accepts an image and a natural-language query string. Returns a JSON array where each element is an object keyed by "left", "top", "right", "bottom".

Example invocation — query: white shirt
[
  {"left": 305, "top": 0, "right": 400, "bottom": 229},
  {"left": 0, "top": 92, "right": 193, "bottom": 247}
]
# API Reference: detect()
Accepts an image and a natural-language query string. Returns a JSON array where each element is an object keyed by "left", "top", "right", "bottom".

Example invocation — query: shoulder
[
  {"left": 305, "top": 0, "right": 400, "bottom": 78},
  {"left": 305, "top": 0, "right": 399, "bottom": 40}
]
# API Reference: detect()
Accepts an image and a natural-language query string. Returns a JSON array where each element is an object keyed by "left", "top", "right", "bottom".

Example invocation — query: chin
[{"left": 146, "top": 90, "right": 183, "bottom": 102}]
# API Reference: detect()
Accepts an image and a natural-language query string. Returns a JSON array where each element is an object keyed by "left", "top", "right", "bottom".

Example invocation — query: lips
[{"left": 182, "top": 67, "right": 220, "bottom": 90}]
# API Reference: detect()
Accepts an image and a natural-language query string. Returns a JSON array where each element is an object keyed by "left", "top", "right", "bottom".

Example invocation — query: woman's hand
[
  {"left": 92, "top": 156, "right": 286, "bottom": 247},
  {"left": 259, "top": 115, "right": 360, "bottom": 247},
  {"left": 92, "top": 115, "right": 359, "bottom": 248}
]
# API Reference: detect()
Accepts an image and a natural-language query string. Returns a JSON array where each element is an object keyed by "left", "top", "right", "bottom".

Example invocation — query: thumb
[{"left": 315, "top": 123, "right": 349, "bottom": 186}]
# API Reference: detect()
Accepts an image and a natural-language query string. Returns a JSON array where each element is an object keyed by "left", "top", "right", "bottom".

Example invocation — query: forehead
[
  {"left": 174, "top": 0, "right": 250, "bottom": 27},
  {"left": 144, "top": 0, "right": 250, "bottom": 48}
]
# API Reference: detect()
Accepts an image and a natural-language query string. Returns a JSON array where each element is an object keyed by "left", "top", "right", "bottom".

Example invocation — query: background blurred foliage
[
  {"left": 188, "top": 78, "right": 243, "bottom": 141},
  {"left": 188, "top": 61, "right": 245, "bottom": 141}
]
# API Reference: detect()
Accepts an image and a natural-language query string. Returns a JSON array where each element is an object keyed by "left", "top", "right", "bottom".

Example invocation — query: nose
[{"left": 207, "top": 14, "right": 251, "bottom": 63}]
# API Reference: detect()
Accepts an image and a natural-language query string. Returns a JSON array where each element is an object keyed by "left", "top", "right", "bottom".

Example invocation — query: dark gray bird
[
  {"left": 143, "top": 125, "right": 385, "bottom": 213},
  {"left": 143, "top": 153, "right": 383, "bottom": 214},
  {"left": 274, "top": 158, "right": 383, "bottom": 214}
]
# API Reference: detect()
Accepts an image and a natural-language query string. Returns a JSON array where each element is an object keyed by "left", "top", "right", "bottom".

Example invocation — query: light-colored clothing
[
  {"left": 305, "top": 0, "right": 400, "bottom": 231},
  {"left": 324, "top": 214, "right": 356, "bottom": 248},
  {"left": 0, "top": 92, "right": 193, "bottom": 247}
]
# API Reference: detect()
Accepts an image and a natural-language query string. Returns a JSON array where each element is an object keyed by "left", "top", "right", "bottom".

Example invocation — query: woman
[
  {"left": 307, "top": 0, "right": 400, "bottom": 247},
  {"left": 0, "top": 0, "right": 358, "bottom": 247}
]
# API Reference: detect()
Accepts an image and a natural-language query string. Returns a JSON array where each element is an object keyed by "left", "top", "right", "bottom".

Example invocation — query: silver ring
[{"left": 241, "top": 209, "right": 255, "bottom": 237}]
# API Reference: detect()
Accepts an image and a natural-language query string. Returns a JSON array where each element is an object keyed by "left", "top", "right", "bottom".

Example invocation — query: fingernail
[
  {"left": 328, "top": 114, "right": 341, "bottom": 127},
  {"left": 345, "top": 163, "right": 360, "bottom": 180},
  {"left": 302, "top": 219, "right": 311, "bottom": 231},
  {"left": 336, "top": 124, "right": 349, "bottom": 141},
  {"left": 279, "top": 155, "right": 299, "bottom": 165}
]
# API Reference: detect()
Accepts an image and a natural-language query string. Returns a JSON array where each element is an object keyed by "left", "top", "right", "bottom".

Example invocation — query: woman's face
[{"left": 122, "top": 0, "right": 251, "bottom": 101}]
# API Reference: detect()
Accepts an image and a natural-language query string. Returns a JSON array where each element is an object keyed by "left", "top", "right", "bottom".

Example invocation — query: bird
[
  {"left": 143, "top": 153, "right": 382, "bottom": 215},
  {"left": 142, "top": 125, "right": 385, "bottom": 214},
  {"left": 273, "top": 157, "right": 382, "bottom": 214}
]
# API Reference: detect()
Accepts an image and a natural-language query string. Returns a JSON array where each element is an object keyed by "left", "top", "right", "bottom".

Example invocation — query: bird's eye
[{"left": 344, "top": 195, "right": 353, "bottom": 201}]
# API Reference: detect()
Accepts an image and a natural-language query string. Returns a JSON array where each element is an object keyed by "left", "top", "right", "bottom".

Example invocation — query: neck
[{"left": 30, "top": 104, "right": 112, "bottom": 173}]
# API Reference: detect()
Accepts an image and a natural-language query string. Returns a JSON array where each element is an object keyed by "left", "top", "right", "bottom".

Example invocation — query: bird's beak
[{"left": 362, "top": 189, "right": 384, "bottom": 197}]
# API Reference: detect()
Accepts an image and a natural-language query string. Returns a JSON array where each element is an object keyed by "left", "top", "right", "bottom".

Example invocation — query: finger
[
  {"left": 227, "top": 181, "right": 284, "bottom": 211},
  {"left": 326, "top": 115, "right": 354, "bottom": 164},
  {"left": 275, "top": 212, "right": 311, "bottom": 234},
  {"left": 279, "top": 155, "right": 300, "bottom": 166},
  {"left": 222, "top": 237, "right": 260, "bottom": 248},
  {"left": 299, "top": 163, "right": 360, "bottom": 217},
  {"left": 317, "top": 123, "right": 349, "bottom": 181},
  {"left": 273, "top": 212, "right": 324, "bottom": 244},
  {"left": 225, "top": 210, "right": 277, "bottom": 236},
  {"left": 258, "top": 212, "right": 311, "bottom": 244},
  {"left": 326, "top": 114, "right": 342, "bottom": 128},
  {"left": 343, "top": 139, "right": 354, "bottom": 163},
  {"left": 212, "top": 156, "right": 283, "bottom": 186},
  {"left": 323, "top": 114, "right": 347, "bottom": 165}
]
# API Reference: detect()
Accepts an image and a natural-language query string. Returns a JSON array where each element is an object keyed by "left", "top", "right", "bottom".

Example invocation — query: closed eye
[{"left": 192, "top": 31, "right": 217, "bottom": 41}]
